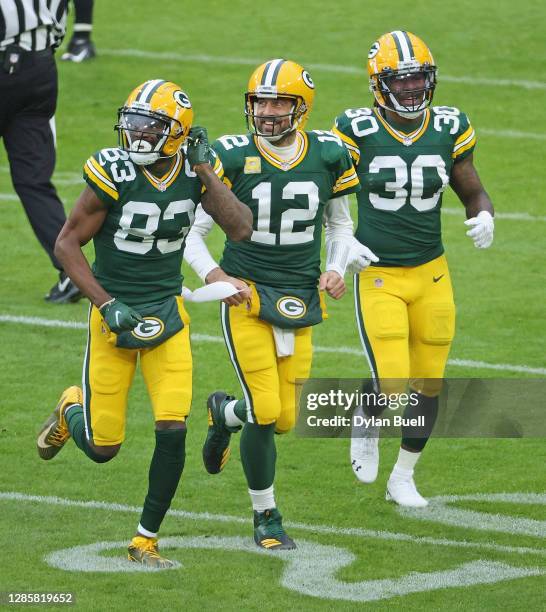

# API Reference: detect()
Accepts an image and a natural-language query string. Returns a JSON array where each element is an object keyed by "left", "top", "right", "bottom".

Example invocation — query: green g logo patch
[
  {"left": 131, "top": 317, "right": 165, "bottom": 340},
  {"left": 276, "top": 296, "right": 306, "bottom": 319}
]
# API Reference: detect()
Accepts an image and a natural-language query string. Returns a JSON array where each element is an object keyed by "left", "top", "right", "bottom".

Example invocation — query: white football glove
[
  {"left": 464, "top": 210, "right": 494, "bottom": 249},
  {"left": 347, "top": 238, "right": 379, "bottom": 274}
]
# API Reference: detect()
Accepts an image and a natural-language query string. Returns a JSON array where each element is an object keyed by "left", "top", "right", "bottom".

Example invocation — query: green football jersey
[
  {"left": 333, "top": 105, "right": 476, "bottom": 266},
  {"left": 213, "top": 130, "right": 360, "bottom": 288},
  {"left": 83, "top": 147, "right": 222, "bottom": 305}
]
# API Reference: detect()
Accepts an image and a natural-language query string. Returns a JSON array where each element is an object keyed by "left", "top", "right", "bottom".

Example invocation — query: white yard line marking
[
  {"left": 100, "top": 49, "right": 546, "bottom": 91},
  {"left": 1, "top": 314, "right": 545, "bottom": 375},
  {"left": 480, "top": 128, "right": 546, "bottom": 141},
  {"left": 398, "top": 493, "right": 546, "bottom": 538},
  {"left": 1, "top": 491, "right": 544, "bottom": 558},
  {"left": 442, "top": 208, "right": 546, "bottom": 222}
]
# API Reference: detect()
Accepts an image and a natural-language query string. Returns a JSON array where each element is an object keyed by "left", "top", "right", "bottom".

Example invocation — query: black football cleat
[
  {"left": 45, "top": 272, "right": 82, "bottom": 304},
  {"left": 61, "top": 37, "right": 96, "bottom": 63}
]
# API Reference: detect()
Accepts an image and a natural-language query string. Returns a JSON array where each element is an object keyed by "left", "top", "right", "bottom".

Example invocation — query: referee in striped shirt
[{"left": 1, "top": 0, "right": 81, "bottom": 303}]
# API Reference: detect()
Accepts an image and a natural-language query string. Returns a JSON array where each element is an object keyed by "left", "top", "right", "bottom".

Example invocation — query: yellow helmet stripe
[
  {"left": 136, "top": 79, "right": 166, "bottom": 104},
  {"left": 260, "top": 58, "right": 285, "bottom": 87},
  {"left": 391, "top": 30, "right": 414, "bottom": 62}
]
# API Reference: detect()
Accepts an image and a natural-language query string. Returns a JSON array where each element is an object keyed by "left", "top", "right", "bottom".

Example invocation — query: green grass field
[{"left": 0, "top": 1, "right": 544, "bottom": 609}]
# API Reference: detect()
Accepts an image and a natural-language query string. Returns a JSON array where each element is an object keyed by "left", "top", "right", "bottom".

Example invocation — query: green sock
[
  {"left": 240, "top": 422, "right": 276, "bottom": 490},
  {"left": 233, "top": 400, "right": 247, "bottom": 422},
  {"left": 65, "top": 406, "right": 111, "bottom": 463},
  {"left": 139, "top": 428, "right": 186, "bottom": 534}
]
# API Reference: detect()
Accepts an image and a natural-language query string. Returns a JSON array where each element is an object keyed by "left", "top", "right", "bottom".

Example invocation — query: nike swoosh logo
[
  {"left": 37, "top": 426, "right": 53, "bottom": 448},
  {"left": 64, "top": 48, "right": 89, "bottom": 63},
  {"left": 115, "top": 311, "right": 121, "bottom": 326},
  {"left": 57, "top": 277, "right": 71, "bottom": 292},
  {"left": 433, "top": 275, "right": 444, "bottom": 283}
]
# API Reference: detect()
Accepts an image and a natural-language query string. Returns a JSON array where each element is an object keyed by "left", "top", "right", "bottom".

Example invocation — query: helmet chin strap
[
  {"left": 129, "top": 151, "right": 161, "bottom": 166},
  {"left": 128, "top": 139, "right": 160, "bottom": 166},
  {"left": 259, "top": 127, "right": 295, "bottom": 143},
  {"left": 253, "top": 100, "right": 297, "bottom": 142},
  {"left": 393, "top": 109, "right": 424, "bottom": 120},
  {"left": 385, "top": 92, "right": 426, "bottom": 120}
]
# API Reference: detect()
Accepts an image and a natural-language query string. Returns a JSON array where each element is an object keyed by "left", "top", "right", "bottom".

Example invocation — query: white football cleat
[
  {"left": 386, "top": 468, "right": 428, "bottom": 507},
  {"left": 350, "top": 407, "right": 380, "bottom": 483}
]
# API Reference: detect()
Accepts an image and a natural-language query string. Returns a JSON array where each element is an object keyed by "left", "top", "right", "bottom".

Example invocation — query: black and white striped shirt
[{"left": 0, "top": 0, "right": 68, "bottom": 52}]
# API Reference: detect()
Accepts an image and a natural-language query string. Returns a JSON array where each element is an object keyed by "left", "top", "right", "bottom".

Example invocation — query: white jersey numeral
[
  {"left": 432, "top": 106, "right": 461, "bottom": 134},
  {"left": 368, "top": 155, "right": 449, "bottom": 212},
  {"left": 114, "top": 199, "right": 196, "bottom": 254},
  {"left": 217, "top": 135, "right": 250, "bottom": 151},
  {"left": 251, "top": 181, "right": 320, "bottom": 245}
]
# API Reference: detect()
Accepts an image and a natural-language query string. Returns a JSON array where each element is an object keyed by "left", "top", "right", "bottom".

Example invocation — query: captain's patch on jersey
[{"left": 244, "top": 157, "right": 261, "bottom": 174}]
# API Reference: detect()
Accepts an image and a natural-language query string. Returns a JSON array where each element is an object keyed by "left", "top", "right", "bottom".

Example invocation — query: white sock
[
  {"left": 249, "top": 485, "right": 275, "bottom": 512},
  {"left": 224, "top": 400, "right": 245, "bottom": 428},
  {"left": 136, "top": 523, "right": 157, "bottom": 538},
  {"left": 63, "top": 403, "right": 81, "bottom": 419},
  {"left": 391, "top": 448, "right": 421, "bottom": 478}
]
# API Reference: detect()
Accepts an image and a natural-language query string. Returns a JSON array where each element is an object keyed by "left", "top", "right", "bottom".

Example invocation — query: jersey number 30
[{"left": 369, "top": 155, "right": 449, "bottom": 212}]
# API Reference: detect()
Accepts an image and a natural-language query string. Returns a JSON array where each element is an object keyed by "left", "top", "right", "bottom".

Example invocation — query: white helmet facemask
[
  {"left": 373, "top": 63, "right": 436, "bottom": 120},
  {"left": 248, "top": 96, "right": 298, "bottom": 142},
  {"left": 118, "top": 111, "right": 170, "bottom": 166}
]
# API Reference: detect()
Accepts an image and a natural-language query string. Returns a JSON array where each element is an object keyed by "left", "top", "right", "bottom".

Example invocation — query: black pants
[{"left": 0, "top": 49, "right": 66, "bottom": 271}]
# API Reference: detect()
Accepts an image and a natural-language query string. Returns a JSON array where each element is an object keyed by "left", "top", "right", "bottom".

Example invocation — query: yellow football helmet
[
  {"left": 368, "top": 31, "right": 437, "bottom": 118},
  {"left": 116, "top": 80, "right": 194, "bottom": 165},
  {"left": 245, "top": 59, "right": 315, "bottom": 140}
]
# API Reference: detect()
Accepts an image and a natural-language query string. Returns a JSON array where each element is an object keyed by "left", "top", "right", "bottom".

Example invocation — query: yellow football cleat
[
  {"left": 37, "top": 386, "right": 82, "bottom": 460},
  {"left": 127, "top": 536, "right": 174, "bottom": 569}
]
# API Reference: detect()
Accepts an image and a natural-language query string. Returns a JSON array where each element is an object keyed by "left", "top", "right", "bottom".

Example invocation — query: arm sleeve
[
  {"left": 82, "top": 151, "right": 119, "bottom": 206},
  {"left": 331, "top": 112, "right": 361, "bottom": 165},
  {"left": 323, "top": 194, "right": 355, "bottom": 276},
  {"left": 183, "top": 204, "right": 219, "bottom": 282},
  {"left": 452, "top": 112, "right": 477, "bottom": 162},
  {"left": 331, "top": 144, "right": 360, "bottom": 199}
]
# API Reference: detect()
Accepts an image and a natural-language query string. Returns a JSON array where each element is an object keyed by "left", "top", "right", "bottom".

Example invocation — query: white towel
[{"left": 272, "top": 325, "right": 295, "bottom": 357}]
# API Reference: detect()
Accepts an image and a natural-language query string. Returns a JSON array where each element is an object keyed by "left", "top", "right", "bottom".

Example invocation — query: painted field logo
[
  {"left": 276, "top": 296, "right": 306, "bottom": 319},
  {"left": 131, "top": 317, "right": 164, "bottom": 340}
]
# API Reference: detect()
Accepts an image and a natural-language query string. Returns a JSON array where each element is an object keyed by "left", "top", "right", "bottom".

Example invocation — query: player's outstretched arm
[
  {"left": 186, "top": 126, "right": 253, "bottom": 241},
  {"left": 54, "top": 186, "right": 143, "bottom": 331},
  {"left": 450, "top": 154, "right": 495, "bottom": 248},
  {"left": 54, "top": 186, "right": 113, "bottom": 307}
]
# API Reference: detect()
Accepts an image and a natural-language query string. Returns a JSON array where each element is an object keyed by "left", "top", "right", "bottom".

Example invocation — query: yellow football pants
[
  {"left": 354, "top": 255, "right": 455, "bottom": 397},
  {"left": 82, "top": 296, "right": 193, "bottom": 446},
  {"left": 220, "top": 301, "right": 313, "bottom": 433}
]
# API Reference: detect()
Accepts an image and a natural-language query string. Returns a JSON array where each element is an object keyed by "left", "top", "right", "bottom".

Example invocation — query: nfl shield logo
[{"left": 374, "top": 278, "right": 384, "bottom": 288}]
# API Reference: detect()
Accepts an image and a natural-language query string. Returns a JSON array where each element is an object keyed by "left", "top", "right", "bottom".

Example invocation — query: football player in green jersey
[
  {"left": 35, "top": 80, "right": 252, "bottom": 567},
  {"left": 184, "top": 59, "right": 376, "bottom": 549},
  {"left": 332, "top": 31, "right": 495, "bottom": 507}
]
